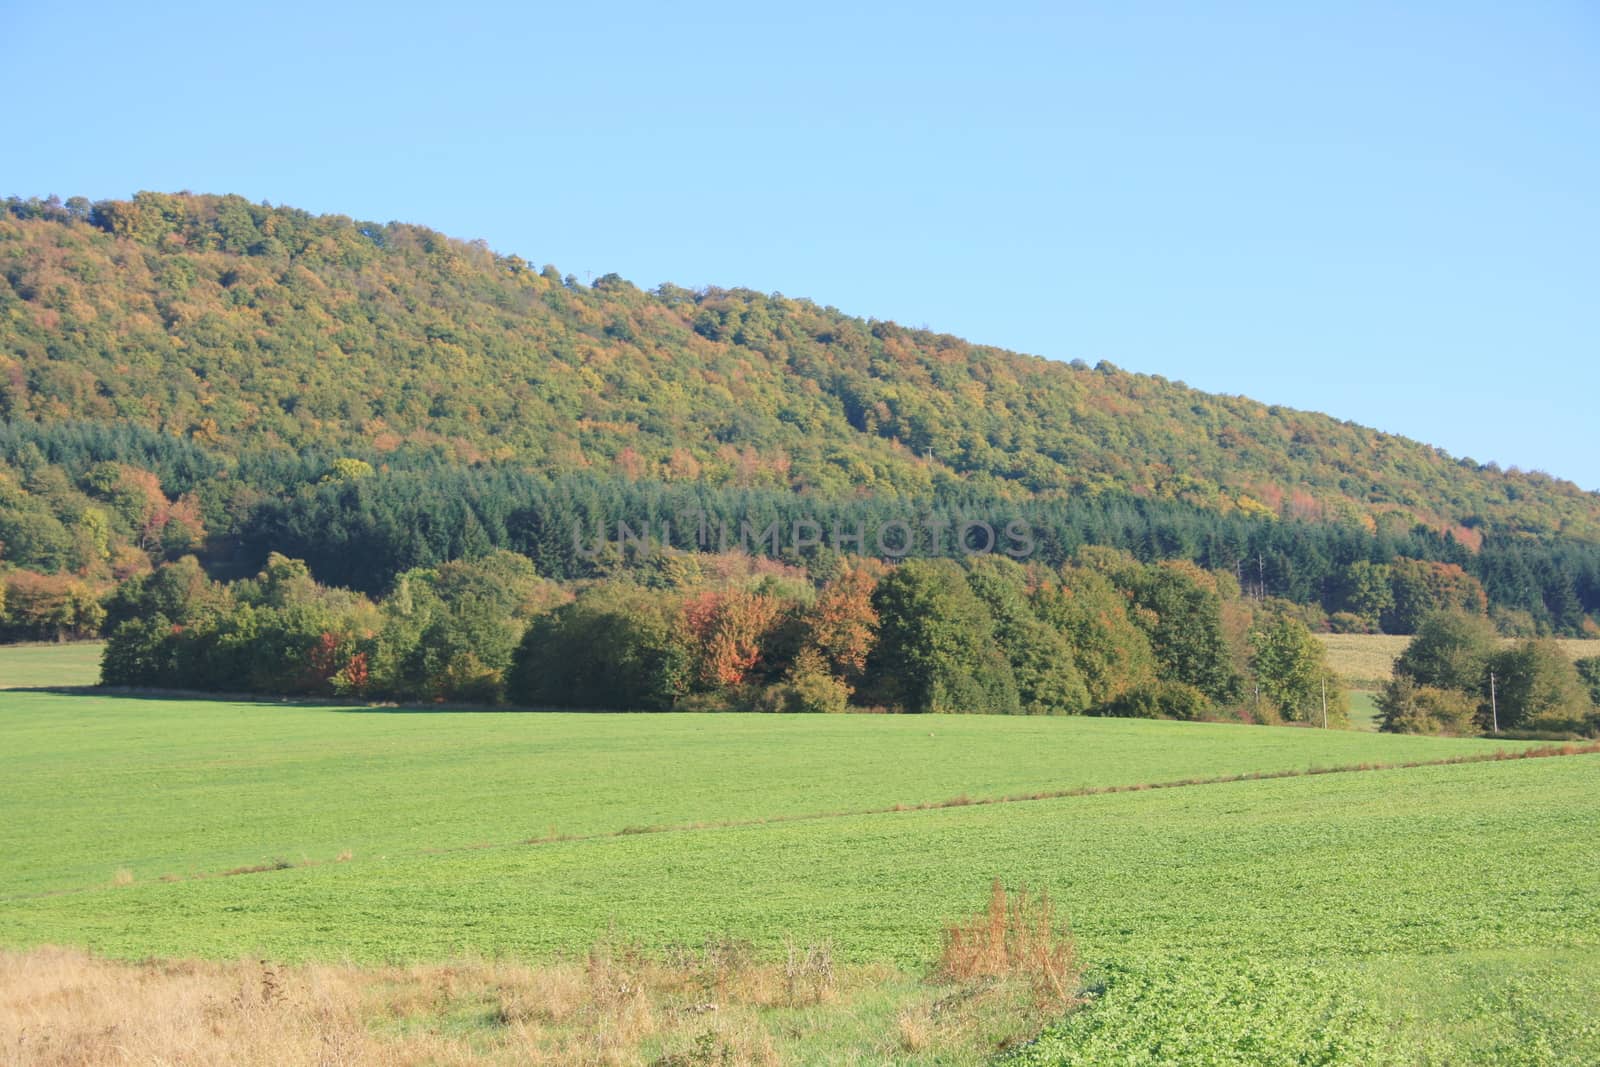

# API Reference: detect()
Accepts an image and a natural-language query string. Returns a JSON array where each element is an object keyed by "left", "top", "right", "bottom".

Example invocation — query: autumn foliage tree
[
  {"left": 801, "top": 563, "right": 880, "bottom": 683},
  {"left": 682, "top": 588, "right": 785, "bottom": 689},
  {"left": 1384, "top": 559, "right": 1489, "bottom": 633}
]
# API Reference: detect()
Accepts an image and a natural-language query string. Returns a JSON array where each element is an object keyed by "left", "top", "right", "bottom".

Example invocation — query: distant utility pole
[
  {"left": 1321, "top": 677, "right": 1329, "bottom": 729},
  {"left": 1490, "top": 671, "right": 1499, "bottom": 734}
]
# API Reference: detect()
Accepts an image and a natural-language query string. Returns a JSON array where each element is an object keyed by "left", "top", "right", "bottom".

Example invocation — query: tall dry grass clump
[{"left": 938, "top": 878, "right": 1080, "bottom": 1013}]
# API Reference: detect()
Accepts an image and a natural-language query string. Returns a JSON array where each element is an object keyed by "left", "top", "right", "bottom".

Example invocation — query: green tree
[
  {"left": 1392, "top": 611, "right": 1498, "bottom": 695},
  {"left": 964, "top": 556, "right": 1089, "bottom": 714},
  {"left": 102, "top": 555, "right": 226, "bottom": 631},
  {"left": 1031, "top": 565, "right": 1158, "bottom": 708},
  {"left": 1124, "top": 560, "right": 1242, "bottom": 704},
  {"left": 0, "top": 507, "right": 72, "bottom": 570},
  {"left": 1250, "top": 614, "right": 1344, "bottom": 725},
  {"left": 1337, "top": 560, "right": 1393, "bottom": 632},
  {"left": 509, "top": 582, "right": 691, "bottom": 710},
  {"left": 1489, "top": 640, "right": 1593, "bottom": 733},
  {"left": 101, "top": 613, "right": 178, "bottom": 686},
  {"left": 368, "top": 552, "right": 556, "bottom": 703},
  {"left": 865, "top": 558, "right": 1019, "bottom": 714},
  {"left": 1575, "top": 657, "right": 1600, "bottom": 706}
]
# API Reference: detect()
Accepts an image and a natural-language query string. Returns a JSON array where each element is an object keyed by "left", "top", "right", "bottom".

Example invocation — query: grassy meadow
[
  {"left": 0, "top": 640, "right": 103, "bottom": 690},
  {"left": 2, "top": 644, "right": 1598, "bottom": 1063}
]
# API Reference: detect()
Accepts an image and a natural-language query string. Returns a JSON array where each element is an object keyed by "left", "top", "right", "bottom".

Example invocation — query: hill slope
[{"left": 4, "top": 191, "right": 1596, "bottom": 543}]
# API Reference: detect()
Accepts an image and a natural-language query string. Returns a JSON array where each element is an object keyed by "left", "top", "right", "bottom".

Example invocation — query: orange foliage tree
[
  {"left": 803, "top": 564, "right": 880, "bottom": 681},
  {"left": 681, "top": 589, "right": 785, "bottom": 688}
]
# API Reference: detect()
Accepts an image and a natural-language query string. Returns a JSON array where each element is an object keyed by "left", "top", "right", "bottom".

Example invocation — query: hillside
[{"left": 4, "top": 192, "right": 1597, "bottom": 541}]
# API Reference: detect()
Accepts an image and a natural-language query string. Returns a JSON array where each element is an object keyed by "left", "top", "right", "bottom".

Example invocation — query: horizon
[{"left": 6, "top": 2, "right": 1597, "bottom": 488}]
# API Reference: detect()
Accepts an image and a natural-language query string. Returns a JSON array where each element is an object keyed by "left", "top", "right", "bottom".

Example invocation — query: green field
[
  {"left": 0, "top": 641, "right": 103, "bottom": 690},
  {"left": 3, "top": 645, "right": 1598, "bottom": 1063},
  {"left": 1349, "top": 688, "right": 1382, "bottom": 730},
  {"left": 0, "top": 689, "right": 1556, "bottom": 899}
]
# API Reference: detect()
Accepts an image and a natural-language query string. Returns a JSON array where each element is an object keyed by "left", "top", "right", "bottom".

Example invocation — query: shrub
[
  {"left": 759, "top": 649, "right": 851, "bottom": 714},
  {"left": 1089, "top": 681, "right": 1209, "bottom": 721},
  {"left": 1328, "top": 611, "right": 1369, "bottom": 635},
  {"left": 1377, "top": 676, "right": 1481, "bottom": 736}
]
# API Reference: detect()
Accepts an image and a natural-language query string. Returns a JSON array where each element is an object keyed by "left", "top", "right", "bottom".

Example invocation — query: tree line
[
  {"left": 231, "top": 466, "right": 1599, "bottom": 633},
  {"left": 99, "top": 545, "right": 1348, "bottom": 725}
]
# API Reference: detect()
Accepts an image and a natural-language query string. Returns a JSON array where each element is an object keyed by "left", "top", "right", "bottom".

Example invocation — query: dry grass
[
  {"left": 0, "top": 922, "right": 1077, "bottom": 1067},
  {"left": 2, "top": 947, "right": 458, "bottom": 1067},
  {"left": 1550, "top": 638, "right": 1600, "bottom": 663},
  {"left": 938, "top": 879, "right": 1080, "bottom": 1015},
  {"left": 896, "top": 1008, "right": 931, "bottom": 1053},
  {"left": 1317, "top": 634, "right": 1412, "bottom": 688},
  {"left": 0, "top": 944, "right": 798, "bottom": 1067}
]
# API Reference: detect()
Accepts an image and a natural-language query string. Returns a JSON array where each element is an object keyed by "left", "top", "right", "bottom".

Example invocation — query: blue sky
[{"left": 7, "top": 1, "right": 1598, "bottom": 487}]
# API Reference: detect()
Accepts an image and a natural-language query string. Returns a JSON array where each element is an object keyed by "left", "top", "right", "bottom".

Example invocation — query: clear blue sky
[{"left": 7, "top": 2, "right": 1598, "bottom": 487}]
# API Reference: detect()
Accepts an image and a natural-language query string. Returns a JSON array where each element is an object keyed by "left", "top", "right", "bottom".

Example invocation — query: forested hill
[{"left": 2, "top": 191, "right": 1596, "bottom": 543}]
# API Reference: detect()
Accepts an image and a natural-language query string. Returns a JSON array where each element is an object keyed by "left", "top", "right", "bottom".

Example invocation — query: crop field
[
  {"left": 1317, "top": 633, "right": 1414, "bottom": 688},
  {"left": 0, "top": 689, "right": 1559, "bottom": 899},
  {"left": 3, "top": 649, "right": 1598, "bottom": 1063}
]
